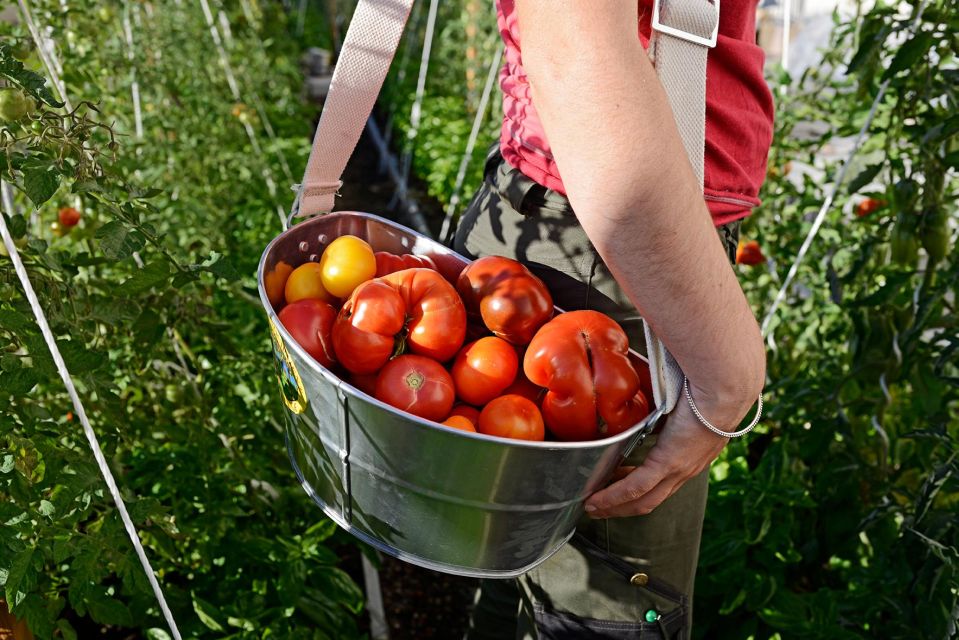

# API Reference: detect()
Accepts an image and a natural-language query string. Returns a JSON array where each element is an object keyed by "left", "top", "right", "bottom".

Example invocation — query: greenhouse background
[{"left": 1, "top": 0, "right": 956, "bottom": 639}]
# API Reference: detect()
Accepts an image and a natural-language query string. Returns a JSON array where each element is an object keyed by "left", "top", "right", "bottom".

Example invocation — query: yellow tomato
[
  {"left": 319, "top": 235, "right": 376, "bottom": 298},
  {"left": 284, "top": 262, "right": 334, "bottom": 304},
  {"left": 265, "top": 260, "right": 294, "bottom": 307}
]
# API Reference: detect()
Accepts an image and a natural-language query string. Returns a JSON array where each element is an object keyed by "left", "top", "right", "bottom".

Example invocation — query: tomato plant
[{"left": 374, "top": 355, "right": 455, "bottom": 422}]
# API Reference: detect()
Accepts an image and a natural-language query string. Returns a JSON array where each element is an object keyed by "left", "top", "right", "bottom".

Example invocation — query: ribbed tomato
[
  {"left": 456, "top": 256, "right": 553, "bottom": 345},
  {"left": 374, "top": 252, "right": 437, "bottom": 277},
  {"left": 524, "top": 310, "right": 649, "bottom": 441},
  {"left": 332, "top": 268, "right": 466, "bottom": 374},
  {"left": 374, "top": 355, "right": 455, "bottom": 422}
]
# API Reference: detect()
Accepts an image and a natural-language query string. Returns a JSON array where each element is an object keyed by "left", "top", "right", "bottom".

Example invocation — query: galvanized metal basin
[{"left": 257, "top": 212, "right": 662, "bottom": 578}]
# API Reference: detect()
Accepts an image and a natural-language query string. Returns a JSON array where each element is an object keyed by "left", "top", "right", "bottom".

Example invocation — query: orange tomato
[
  {"left": 449, "top": 404, "right": 481, "bottom": 429},
  {"left": 441, "top": 415, "right": 477, "bottom": 432},
  {"left": 265, "top": 260, "right": 294, "bottom": 307}
]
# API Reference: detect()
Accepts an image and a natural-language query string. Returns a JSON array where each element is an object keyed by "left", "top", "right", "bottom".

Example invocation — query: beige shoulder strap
[
  {"left": 295, "top": 0, "right": 719, "bottom": 416},
  {"left": 645, "top": 0, "right": 719, "bottom": 413}
]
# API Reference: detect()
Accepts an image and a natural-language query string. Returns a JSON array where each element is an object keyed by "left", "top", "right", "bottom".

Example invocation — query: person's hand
[{"left": 584, "top": 383, "right": 752, "bottom": 518}]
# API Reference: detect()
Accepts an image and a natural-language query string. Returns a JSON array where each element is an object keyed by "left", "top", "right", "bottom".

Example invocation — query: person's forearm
[{"left": 517, "top": 0, "right": 764, "bottom": 423}]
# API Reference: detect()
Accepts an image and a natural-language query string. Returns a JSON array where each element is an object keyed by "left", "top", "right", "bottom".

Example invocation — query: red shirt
[{"left": 496, "top": 0, "right": 775, "bottom": 226}]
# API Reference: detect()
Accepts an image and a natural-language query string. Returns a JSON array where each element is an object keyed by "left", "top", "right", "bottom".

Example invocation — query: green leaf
[
  {"left": 60, "top": 339, "right": 103, "bottom": 374},
  {"left": 22, "top": 164, "right": 61, "bottom": 206},
  {"left": 0, "top": 308, "right": 34, "bottom": 334},
  {"left": 145, "top": 629, "right": 173, "bottom": 640},
  {"left": 57, "top": 619, "right": 79, "bottom": 640},
  {"left": 882, "top": 32, "right": 933, "bottom": 80},
  {"left": 4, "top": 546, "right": 35, "bottom": 611},
  {"left": 94, "top": 220, "right": 145, "bottom": 260},
  {"left": 0, "top": 42, "right": 64, "bottom": 107},
  {"left": 117, "top": 261, "right": 173, "bottom": 294},
  {"left": 37, "top": 500, "right": 54, "bottom": 517},
  {"left": 847, "top": 163, "right": 883, "bottom": 195},
  {"left": 72, "top": 179, "right": 103, "bottom": 194},
  {"left": 5, "top": 213, "right": 27, "bottom": 239},
  {"left": 86, "top": 590, "right": 133, "bottom": 627},
  {"left": 207, "top": 255, "right": 240, "bottom": 282},
  {"left": 192, "top": 593, "right": 225, "bottom": 631}
]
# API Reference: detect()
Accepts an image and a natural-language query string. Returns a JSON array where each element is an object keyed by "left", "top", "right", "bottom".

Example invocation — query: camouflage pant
[{"left": 452, "top": 149, "right": 740, "bottom": 640}]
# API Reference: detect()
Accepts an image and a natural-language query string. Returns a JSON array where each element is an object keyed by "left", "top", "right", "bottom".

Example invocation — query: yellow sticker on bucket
[{"left": 269, "top": 316, "right": 308, "bottom": 414}]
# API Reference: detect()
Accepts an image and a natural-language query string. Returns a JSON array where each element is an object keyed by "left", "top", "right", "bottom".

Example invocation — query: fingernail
[{"left": 584, "top": 504, "right": 597, "bottom": 513}]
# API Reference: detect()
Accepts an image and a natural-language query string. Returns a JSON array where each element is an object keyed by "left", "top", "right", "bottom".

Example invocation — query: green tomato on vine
[{"left": 0, "top": 88, "right": 34, "bottom": 123}]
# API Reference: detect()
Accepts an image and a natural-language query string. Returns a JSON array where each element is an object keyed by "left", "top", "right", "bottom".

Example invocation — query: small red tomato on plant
[
  {"left": 478, "top": 395, "right": 545, "bottom": 441},
  {"left": 856, "top": 198, "right": 886, "bottom": 218},
  {"left": 375, "top": 355, "right": 455, "bottom": 422},
  {"left": 524, "top": 310, "right": 649, "bottom": 441},
  {"left": 736, "top": 240, "right": 765, "bottom": 266},
  {"left": 451, "top": 336, "right": 518, "bottom": 406},
  {"left": 457, "top": 256, "right": 553, "bottom": 345},
  {"left": 278, "top": 299, "right": 338, "bottom": 368},
  {"left": 58, "top": 207, "right": 81, "bottom": 227}
]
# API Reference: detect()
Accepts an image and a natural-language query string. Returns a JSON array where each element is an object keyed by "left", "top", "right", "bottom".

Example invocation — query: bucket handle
[{"left": 293, "top": 0, "right": 718, "bottom": 419}]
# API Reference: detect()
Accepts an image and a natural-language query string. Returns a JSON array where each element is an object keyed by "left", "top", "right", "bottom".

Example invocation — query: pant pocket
[{"left": 532, "top": 601, "right": 686, "bottom": 640}]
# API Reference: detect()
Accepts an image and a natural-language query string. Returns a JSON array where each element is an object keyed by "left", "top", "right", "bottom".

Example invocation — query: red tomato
[
  {"left": 58, "top": 207, "right": 81, "bottom": 227},
  {"left": 448, "top": 404, "right": 481, "bottom": 429},
  {"left": 333, "top": 269, "right": 466, "bottom": 374},
  {"left": 374, "top": 252, "right": 438, "bottom": 277},
  {"left": 524, "top": 310, "right": 649, "bottom": 440},
  {"left": 375, "top": 355, "right": 455, "bottom": 422},
  {"left": 278, "top": 299, "right": 337, "bottom": 368},
  {"left": 441, "top": 415, "right": 477, "bottom": 432},
  {"left": 478, "top": 395, "right": 545, "bottom": 441},
  {"left": 502, "top": 372, "right": 544, "bottom": 405},
  {"left": 736, "top": 240, "right": 766, "bottom": 266},
  {"left": 451, "top": 336, "right": 518, "bottom": 406},
  {"left": 856, "top": 198, "right": 886, "bottom": 218},
  {"left": 457, "top": 256, "right": 553, "bottom": 345}
]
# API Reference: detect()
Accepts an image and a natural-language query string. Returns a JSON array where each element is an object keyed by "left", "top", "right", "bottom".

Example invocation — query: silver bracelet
[{"left": 683, "top": 376, "right": 762, "bottom": 438}]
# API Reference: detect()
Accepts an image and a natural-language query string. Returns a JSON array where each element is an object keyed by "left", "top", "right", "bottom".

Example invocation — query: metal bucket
[{"left": 257, "top": 212, "right": 663, "bottom": 578}]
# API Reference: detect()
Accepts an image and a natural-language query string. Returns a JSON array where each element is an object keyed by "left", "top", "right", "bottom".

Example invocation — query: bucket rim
[{"left": 257, "top": 211, "right": 663, "bottom": 451}]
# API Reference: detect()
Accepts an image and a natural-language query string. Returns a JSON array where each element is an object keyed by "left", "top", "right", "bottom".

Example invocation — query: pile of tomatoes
[{"left": 266, "top": 235, "right": 651, "bottom": 442}]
